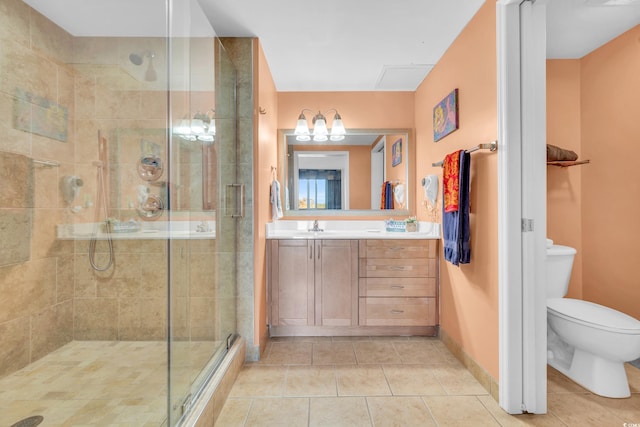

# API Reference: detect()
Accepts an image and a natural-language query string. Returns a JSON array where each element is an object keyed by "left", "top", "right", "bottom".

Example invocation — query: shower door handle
[{"left": 225, "top": 183, "right": 245, "bottom": 218}]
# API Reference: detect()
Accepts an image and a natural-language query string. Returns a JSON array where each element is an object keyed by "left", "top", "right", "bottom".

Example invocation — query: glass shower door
[{"left": 167, "top": 2, "right": 238, "bottom": 424}]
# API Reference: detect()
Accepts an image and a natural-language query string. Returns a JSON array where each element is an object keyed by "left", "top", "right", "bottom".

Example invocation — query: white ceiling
[
  {"left": 197, "top": 0, "right": 486, "bottom": 91},
  {"left": 546, "top": 0, "right": 640, "bottom": 59},
  {"left": 22, "top": 0, "right": 640, "bottom": 91}
]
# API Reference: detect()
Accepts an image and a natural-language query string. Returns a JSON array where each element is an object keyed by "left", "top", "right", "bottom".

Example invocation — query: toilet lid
[{"left": 548, "top": 298, "right": 640, "bottom": 333}]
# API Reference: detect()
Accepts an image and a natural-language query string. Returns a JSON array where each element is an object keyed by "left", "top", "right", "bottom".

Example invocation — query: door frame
[{"left": 497, "top": 0, "right": 547, "bottom": 414}]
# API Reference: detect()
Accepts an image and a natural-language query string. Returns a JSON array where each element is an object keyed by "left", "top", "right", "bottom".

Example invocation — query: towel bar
[{"left": 432, "top": 140, "right": 497, "bottom": 167}]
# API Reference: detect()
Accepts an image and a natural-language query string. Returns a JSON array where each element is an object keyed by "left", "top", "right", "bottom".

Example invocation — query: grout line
[{"left": 363, "top": 396, "right": 375, "bottom": 427}]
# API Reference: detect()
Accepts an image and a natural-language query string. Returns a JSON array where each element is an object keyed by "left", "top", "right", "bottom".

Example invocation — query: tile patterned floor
[
  {"left": 219, "top": 336, "right": 640, "bottom": 427},
  {"left": 0, "top": 337, "right": 638, "bottom": 426},
  {"left": 0, "top": 340, "right": 219, "bottom": 427}
]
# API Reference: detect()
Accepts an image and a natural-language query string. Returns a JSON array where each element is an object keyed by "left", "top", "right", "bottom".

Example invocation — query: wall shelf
[{"left": 547, "top": 160, "right": 590, "bottom": 167}]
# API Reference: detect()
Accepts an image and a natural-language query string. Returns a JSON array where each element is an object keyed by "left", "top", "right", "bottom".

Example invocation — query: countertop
[
  {"left": 266, "top": 220, "right": 440, "bottom": 240},
  {"left": 57, "top": 220, "right": 216, "bottom": 240}
]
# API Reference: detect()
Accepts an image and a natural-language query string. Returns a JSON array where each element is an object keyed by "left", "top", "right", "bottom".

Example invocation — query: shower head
[
  {"left": 128, "top": 51, "right": 157, "bottom": 82},
  {"left": 129, "top": 52, "right": 144, "bottom": 66}
]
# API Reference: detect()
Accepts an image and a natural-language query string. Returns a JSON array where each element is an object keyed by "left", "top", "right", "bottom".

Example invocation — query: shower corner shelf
[{"left": 547, "top": 159, "right": 590, "bottom": 167}]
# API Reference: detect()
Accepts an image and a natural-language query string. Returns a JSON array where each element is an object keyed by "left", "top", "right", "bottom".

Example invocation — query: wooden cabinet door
[
  {"left": 315, "top": 240, "right": 358, "bottom": 326},
  {"left": 270, "top": 240, "right": 315, "bottom": 326}
]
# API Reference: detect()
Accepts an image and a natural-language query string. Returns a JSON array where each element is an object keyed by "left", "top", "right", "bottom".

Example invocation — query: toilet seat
[{"left": 547, "top": 298, "right": 640, "bottom": 335}]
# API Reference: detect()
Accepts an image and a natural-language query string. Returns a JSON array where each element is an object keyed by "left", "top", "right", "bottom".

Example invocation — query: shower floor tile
[{"left": 0, "top": 340, "right": 219, "bottom": 427}]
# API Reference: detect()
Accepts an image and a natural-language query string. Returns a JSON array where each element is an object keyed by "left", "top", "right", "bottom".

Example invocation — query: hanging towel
[
  {"left": 270, "top": 179, "right": 283, "bottom": 220},
  {"left": 443, "top": 150, "right": 471, "bottom": 265},
  {"left": 443, "top": 150, "right": 462, "bottom": 212},
  {"left": 284, "top": 185, "right": 290, "bottom": 211},
  {"left": 458, "top": 150, "right": 471, "bottom": 264},
  {"left": 546, "top": 144, "right": 578, "bottom": 161},
  {"left": 385, "top": 181, "right": 394, "bottom": 209}
]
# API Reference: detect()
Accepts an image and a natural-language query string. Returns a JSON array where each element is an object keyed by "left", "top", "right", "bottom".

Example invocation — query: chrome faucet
[{"left": 309, "top": 220, "right": 323, "bottom": 232}]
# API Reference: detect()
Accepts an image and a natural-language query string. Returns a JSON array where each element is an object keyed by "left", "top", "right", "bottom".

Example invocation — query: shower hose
[{"left": 89, "top": 156, "right": 114, "bottom": 272}]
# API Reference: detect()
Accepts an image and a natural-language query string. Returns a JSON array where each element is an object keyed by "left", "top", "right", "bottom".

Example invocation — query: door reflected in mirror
[{"left": 279, "top": 129, "right": 412, "bottom": 216}]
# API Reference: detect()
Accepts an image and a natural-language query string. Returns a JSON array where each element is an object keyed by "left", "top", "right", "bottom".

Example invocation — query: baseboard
[{"left": 440, "top": 329, "right": 499, "bottom": 402}]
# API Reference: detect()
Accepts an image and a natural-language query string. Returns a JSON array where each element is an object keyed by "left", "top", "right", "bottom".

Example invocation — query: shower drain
[{"left": 10, "top": 415, "right": 44, "bottom": 427}]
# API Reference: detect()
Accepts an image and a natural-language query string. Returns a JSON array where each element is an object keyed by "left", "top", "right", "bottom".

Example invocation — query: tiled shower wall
[
  {"left": 0, "top": 0, "right": 234, "bottom": 379},
  {"left": 0, "top": 0, "right": 77, "bottom": 378}
]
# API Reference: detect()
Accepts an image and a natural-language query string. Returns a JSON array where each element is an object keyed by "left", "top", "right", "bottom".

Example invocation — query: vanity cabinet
[
  {"left": 358, "top": 239, "right": 438, "bottom": 329},
  {"left": 268, "top": 239, "right": 358, "bottom": 331},
  {"left": 267, "top": 237, "right": 438, "bottom": 337}
]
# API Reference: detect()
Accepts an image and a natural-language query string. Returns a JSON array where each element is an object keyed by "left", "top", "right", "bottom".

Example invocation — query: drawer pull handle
[
  {"left": 391, "top": 309, "right": 405, "bottom": 314},
  {"left": 389, "top": 247, "right": 404, "bottom": 251},
  {"left": 390, "top": 285, "right": 405, "bottom": 289},
  {"left": 390, "top": 266, "right": 407, "bottom": 271}
]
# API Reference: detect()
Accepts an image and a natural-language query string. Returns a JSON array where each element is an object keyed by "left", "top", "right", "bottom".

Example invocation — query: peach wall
[
  {"left": 291, "top": 144, "right": 371, "bottom": 209},
  {"left": 580, "top": 26, "right": 640, "bottom": 319},
  {"left": 414, "top": 0, "right": 499, "bottom": 378},
  {"left": 546, "top": 60, "right": 583, "bottom": 299},
  {"left": 255, "top": 40, "right": 278, "bottom": 351},
  {"left": 277, "top": 92, "right": 414, "bottom": 130}
]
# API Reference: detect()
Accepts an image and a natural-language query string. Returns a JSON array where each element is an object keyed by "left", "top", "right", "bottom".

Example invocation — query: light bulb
[
  {"left": 313, "top": 118, "right": 328, "bottom": 136},
  {"left": 174, "top": 119, "right": 190, "bottom": 135},
  {"left": 330, "top": 116, "right": 345, "bottom": 137},
  {"left": 191, "top": 119, "right": 205, "bottom": 134},
  {"left": 294, "top": 113, "right": 310, "bottom": 135}
]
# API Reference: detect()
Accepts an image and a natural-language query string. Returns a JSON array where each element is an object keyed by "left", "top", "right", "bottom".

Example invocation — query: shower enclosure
[{"left": 0, "top": 1, "right": 239, "bottom": 425}]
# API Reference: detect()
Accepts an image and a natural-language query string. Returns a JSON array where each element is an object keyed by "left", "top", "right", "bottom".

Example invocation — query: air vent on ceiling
[{"left": 375, "top": 65, "right": 434, "bottom": 91}]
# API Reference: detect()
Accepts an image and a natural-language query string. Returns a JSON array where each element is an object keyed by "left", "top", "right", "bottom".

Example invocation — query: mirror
[{"left": 279, "top": 129, "right": 413, "bottom": 216}]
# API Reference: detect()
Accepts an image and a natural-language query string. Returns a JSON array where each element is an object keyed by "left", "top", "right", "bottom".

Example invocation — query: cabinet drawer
[
  {"left": 359, "top": 257, "right": 436, "bottom": 278},
  {"left": 359, "top": 240, "right": 436, "bottom": 259},
  {"left": 359, "top": 277, "right": 436, "bottom": 297},
  {"left": 359, "top": 297, "right": 435, "bottom": 326}
]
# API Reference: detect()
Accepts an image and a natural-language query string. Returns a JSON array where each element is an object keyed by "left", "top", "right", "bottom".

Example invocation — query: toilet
[{"left": 546, "top": 239, "right": 640, "bottom": 398}]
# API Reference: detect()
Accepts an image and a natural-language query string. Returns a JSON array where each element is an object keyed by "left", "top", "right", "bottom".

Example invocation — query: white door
[
  {"left": 497, "top": 0, "right": 547, "bottom": 414},
  {"left": 370, "top": 152, "right": 384, "bottom": 209}
]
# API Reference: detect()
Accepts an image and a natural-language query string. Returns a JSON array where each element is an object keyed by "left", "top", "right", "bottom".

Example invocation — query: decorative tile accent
[{"left": 14, "top": 89, "right": 68, "bottom": 142}]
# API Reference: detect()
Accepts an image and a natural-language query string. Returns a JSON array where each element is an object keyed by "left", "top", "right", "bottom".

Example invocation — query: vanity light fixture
[
  {"left": 294, "top": 108, "right": 346, "bottom": 142},
  {"left": 173, "top": 109, "right": 216, "bottom": 143}
]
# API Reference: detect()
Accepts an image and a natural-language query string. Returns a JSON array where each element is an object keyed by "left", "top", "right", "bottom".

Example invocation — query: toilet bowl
[{"left": 546, "top": 242, "right": 640, "bottom": 398}]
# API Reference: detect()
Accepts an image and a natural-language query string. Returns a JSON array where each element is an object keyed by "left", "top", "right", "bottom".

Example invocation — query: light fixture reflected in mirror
[
  {"left": 294, "top": 109, "right": 346, "bottom": 142},
  {"left": 172, "top": 109, "right": 216, "bottom": 143}
]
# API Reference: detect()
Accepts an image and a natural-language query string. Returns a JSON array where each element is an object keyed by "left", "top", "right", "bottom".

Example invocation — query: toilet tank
[{"left": 546, "top": 244, "right": 576, "bottom": 298}]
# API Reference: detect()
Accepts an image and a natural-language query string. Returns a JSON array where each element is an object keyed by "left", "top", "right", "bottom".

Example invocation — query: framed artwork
[
  {"left": 391, "top": 138, "right": 402, "bottom": 167},
  {"left": 433, "top": 88, "right": 459, "bottom": 142}
]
